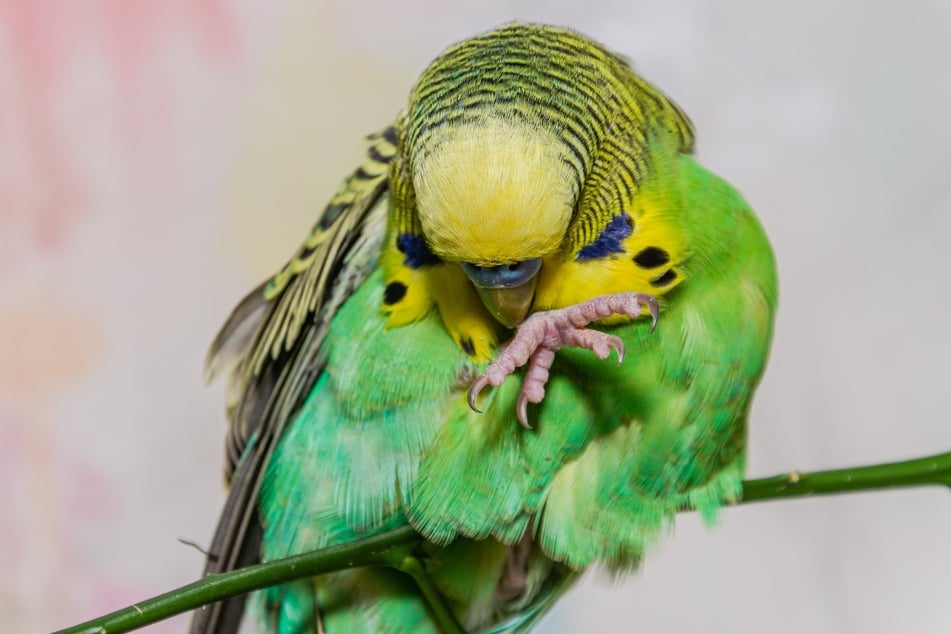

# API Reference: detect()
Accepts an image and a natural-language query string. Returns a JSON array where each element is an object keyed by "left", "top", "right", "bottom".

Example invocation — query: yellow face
[{"left": 411, "top": 117, "right": 577, "bottom": 266}]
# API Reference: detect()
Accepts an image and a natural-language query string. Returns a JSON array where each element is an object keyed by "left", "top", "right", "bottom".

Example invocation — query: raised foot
[{"left": 467, "top": 292, "right": 659, "bottom": 428}]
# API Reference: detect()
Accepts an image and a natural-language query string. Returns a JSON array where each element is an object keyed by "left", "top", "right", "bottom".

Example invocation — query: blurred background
[{"left": 2, "top": 1, "right": 950, "bottom": 632}]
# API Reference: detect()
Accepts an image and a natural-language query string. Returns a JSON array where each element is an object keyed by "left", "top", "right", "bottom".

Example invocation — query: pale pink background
[{"left": 3, "top": 2, "right": 950, "bottom": 633}]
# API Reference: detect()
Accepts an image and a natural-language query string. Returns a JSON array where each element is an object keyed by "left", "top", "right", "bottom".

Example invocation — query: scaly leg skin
[{"left": 467, "top": 292, "right": 659, "bottom": 428}]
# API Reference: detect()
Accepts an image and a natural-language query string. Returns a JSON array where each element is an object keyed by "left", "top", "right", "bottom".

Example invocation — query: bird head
[
  {"left": 395, "top": 23, "right": 694, "bottom": 328},
  {"left": 411, "top": 116, "right": 577, "bottom": 327}
]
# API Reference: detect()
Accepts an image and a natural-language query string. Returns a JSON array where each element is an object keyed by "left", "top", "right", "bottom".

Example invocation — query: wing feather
[{"left": 190, "top": 124, "right": 399, "bottom": 634}]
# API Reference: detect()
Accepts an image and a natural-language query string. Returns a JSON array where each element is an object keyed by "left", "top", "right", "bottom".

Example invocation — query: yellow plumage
[{"left": 413, "top": 118, "right": 576, "bottom": 265}]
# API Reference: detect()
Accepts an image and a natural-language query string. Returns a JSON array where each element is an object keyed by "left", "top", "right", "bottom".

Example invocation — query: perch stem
[{"left": 52, "top": 450, "right": 951, "bottom": 634}]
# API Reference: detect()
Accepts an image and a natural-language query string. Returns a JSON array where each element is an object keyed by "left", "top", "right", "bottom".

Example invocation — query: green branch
[
  {"left": 53, "top": 450, "right": 951, "bottom": 634},
  {"left": 740, "top": 450, "right": 951, "bottom": 503},
  {"left": 52, "top": 527, "right": 421, "bottom": 634}
]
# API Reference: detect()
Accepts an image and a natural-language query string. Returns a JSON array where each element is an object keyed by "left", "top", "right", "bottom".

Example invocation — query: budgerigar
[{"left": 191, "top": 23, "right": 778, "bottom": 634}]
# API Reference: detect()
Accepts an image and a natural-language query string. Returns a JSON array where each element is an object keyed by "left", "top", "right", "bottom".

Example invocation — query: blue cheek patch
[
  {"left": 397, "top": 233, "right": 442, "bottom": 268},
  {"left": 576, "top": 214, "right": 633, "bottom": 261}
]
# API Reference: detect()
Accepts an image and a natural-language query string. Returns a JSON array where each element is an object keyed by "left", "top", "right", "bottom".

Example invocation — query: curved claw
[
  {"left": 611, "top": 338, "right": 626, "bottom": 365},
  {"left": 467, "top": 376, "right": 488, "bottom": 414},
  {"left": 604, "top": 335, "right": 624, "bottom": 362},
  {"left": 515, "top": 394, "right": 533, "bottom": 429},
  {"left": 643, "top": 295, "right": 660, "bottom": 333}
]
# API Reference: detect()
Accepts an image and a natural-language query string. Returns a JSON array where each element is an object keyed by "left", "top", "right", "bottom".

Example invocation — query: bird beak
[
  {"left": 475, "top": 278, "right": 538, "bottom": 328},
  {"left": 460, "top": 258, "right": 543, "bottom": 328}
]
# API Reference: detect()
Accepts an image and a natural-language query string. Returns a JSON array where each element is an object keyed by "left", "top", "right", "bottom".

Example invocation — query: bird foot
[{"left": 467, "top": 292, "right": 659, "bottom": 427}]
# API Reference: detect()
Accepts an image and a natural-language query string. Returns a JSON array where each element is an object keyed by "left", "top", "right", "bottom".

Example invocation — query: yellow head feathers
[{"left": 411, "top": 117, "right": 576, "bottom": 266}]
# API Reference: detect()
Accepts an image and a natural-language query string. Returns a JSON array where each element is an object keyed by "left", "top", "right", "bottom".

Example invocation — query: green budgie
[{"left": 191, "top": 22, "right": 777, "bottom": 634}]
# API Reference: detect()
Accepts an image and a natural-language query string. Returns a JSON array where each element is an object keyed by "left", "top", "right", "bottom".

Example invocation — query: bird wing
[{"left": 190, "top": 124, "right": 399, "bottom": 634}]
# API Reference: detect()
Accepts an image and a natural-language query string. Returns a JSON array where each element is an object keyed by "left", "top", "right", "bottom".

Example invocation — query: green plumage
[{"left": 193, "top": 23, "right": 777, "bottom": 634}]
